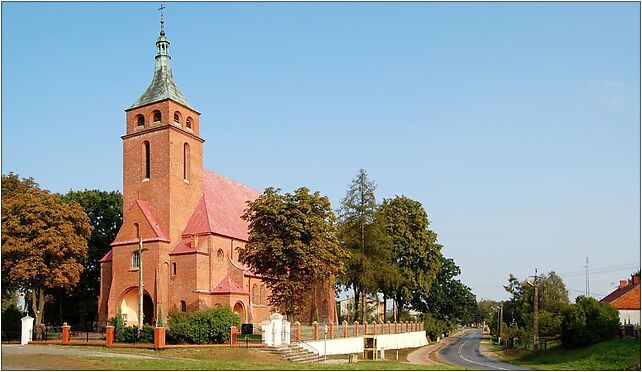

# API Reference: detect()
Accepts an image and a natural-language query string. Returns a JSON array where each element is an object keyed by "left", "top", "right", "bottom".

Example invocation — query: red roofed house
[
  {"left": 97, "top": 22, "right": 337, "bottom": 326},
  {"left": 600, "top": 276, "right": 640, "bottom": 326}
]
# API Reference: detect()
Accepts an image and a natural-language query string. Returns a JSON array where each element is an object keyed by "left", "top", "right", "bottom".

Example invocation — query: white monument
[
  {"left": 21, "top": 315, "right": 34, "bottom": 346},
  {"left": 270, "top": 313, "right": 283, "bottom": 346}
]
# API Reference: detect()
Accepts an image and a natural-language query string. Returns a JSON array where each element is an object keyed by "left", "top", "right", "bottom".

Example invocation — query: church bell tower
[{"left": 121, "top": 14, "right": 204, "bottom": 243}]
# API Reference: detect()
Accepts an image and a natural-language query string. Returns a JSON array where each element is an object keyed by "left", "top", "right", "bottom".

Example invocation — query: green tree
[
  {"left": 378, "top": 195, "right": 442, "bottom": 320},
  {"left": 476, "top": 299, "right": 500, "bottom": 325},
  {"left": 503, "top": 271, "right": 570, "bottom": 337},
  {"left": 337, "top": 169, "right": 392, "bottom": 322},
  {"left": 422, "top": 256, "right": 477, "bottom": 325},
  {"left": 46, "top": 190, "right": 122, "bottom": 325},
  {"left": 239, "top": 187, "right": 348, "bottom": 320},
  {"left": 2, "top": 173, "right": 92, "bottom": 339},
  {"left": 561, "top": 296, "right": 620, "bottom": 348}
]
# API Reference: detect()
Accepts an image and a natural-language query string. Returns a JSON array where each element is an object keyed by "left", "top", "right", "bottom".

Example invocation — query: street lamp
[{"left": 493, "top": 304, "right": 503, "bottom": 345}]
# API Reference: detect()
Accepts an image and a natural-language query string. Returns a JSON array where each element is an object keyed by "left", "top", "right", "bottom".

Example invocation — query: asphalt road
[{"left": 438, "top": 329, "right": 531, "bottom": 370}]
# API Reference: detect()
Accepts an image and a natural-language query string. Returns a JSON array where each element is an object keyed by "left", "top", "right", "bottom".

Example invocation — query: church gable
[
  {"left": 181, "top": 195, "right": 211, "bottom": 236},
  {"left": 111, "top": 199, "right": 170, "bottom": 246}
]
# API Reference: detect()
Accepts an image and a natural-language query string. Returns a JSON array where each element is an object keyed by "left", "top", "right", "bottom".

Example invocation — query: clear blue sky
[{"left": 2, "top": 2, "right": 640, "bottom": 302}]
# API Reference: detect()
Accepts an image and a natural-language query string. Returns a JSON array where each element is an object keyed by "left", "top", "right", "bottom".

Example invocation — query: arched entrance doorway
[
  {"left": 119, "top": 288, "right": 154, "bottom": 326},
  {"left": 233, "top": 301, "right": 246, "bottom": 323}
]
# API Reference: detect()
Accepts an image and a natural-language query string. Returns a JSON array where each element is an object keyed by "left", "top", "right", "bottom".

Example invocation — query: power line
[
  {"left": 556, "top": 263, "right": 638, "bottom": 277},
  {"left": 557, "top": 264, "right": 639, "bottom": 278},
  {"left": 567, "top": 288, "right": 605, "bottom": 297}
]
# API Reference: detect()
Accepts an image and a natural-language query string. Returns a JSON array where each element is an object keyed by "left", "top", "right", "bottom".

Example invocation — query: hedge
[{"left": 166, "top": 306, "right": 240, "bottom": 344}]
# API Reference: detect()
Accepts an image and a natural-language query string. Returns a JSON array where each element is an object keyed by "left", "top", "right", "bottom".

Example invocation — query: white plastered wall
[
  {"left": 120, "top": 289, "right": 139, "bottom": 326},
  {"left": 299, "top": 331, "right": 428, "bottom": 356},
  {"left": 619, "top": 310, "right": 640, "bottom": 325}
]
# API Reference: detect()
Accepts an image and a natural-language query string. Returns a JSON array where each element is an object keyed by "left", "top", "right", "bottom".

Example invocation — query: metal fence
[
  {"left": 31, "top": 324, "right": 63, "bottom": 341},
  {"left": 70, "top": 322, "right": 106, "bottom": 342},
  {"left": 1, "top": 330, "right": 21, "bottom": 344},
  {"left": 292, "top": 322, "right": 423, "bottom": 341}
]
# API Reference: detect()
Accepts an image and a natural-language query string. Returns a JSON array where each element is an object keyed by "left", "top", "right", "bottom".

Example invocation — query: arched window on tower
[
  {"left": 132, "top": 251, "right": 140, "bottom": 269},
  {"left": 260, "top": 285, "right": 265, "bottom": 305},
  {"left": 180, "top": 300, "right": 187, "bottom": 313},
  {"left": 143, "top": 141, "right": 151, "bottom": 179},
  {"left": 252, "top": 284, "right": 258, "bottom": 304},
  {"left": 174, "top": 112, "right": 180, "bottom": 124},
  {"left": 186, "top": 117, "right": 192, "bottom": 129},
  {"left": 183, "top": 143, "right": 190, "bottom": 181},
  {"left": 153, "top": 110, "right": 161, "bottom": 123},
  {"left": 172, "top": 262, "right": 177, "bottom": 275},
  {"left": 136, "top": 115, "right": 145, "bottom": 127}
]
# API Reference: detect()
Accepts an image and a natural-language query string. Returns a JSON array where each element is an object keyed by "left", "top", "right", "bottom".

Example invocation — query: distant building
[
  {"left": 337, "top": 297, "right": 385, "bottom": 322},
  {"left": 599, "top": 276, "right": 640, "bottom": 325}
]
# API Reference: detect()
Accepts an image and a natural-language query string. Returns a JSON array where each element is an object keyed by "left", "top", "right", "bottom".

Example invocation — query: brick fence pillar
[
  {"left": 329, "top": 322, "right": 334, "bottom": 339},
  {"left": 230, "top": 326, "right": 239, "bottom": 346},
  {"left": 380, "top": 322, "right": 384, "bottom": 334},
  {"left": 154, "top": 327, "right": 166, "bottom": 349},
  {"left": 394, "top": 321, "right": 399, "bottom": 333},
  {"left": 313, "top": 321, "right": 319, "bottom": 341},
  {"left": 354, "top": 321, "right": 359, "bottom": 337},
  {"left": 105, "top": 326, "right": 114, "bottom": 347},
  {"left": 61, "top": 323, "right": 70, "bottom": 345},
  {"left": 363, "top": 321, "right": 368, "bottom": 335},
  {"left": 372, "top": 321, "right": 377, "bottom": 335},
  {"left": 294, "top": 321, "right": 301, "bottom": 341},
  {"left": 387, "top": 321, "right": 392, "bottom": 334},
  {"left": 342, "top": 320, "right": 348, "bottom": 338}
]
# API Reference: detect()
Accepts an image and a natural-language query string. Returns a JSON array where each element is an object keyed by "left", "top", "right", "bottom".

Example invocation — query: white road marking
[{"left": 456, "top": 333, "right": 509, "bottom": 371}]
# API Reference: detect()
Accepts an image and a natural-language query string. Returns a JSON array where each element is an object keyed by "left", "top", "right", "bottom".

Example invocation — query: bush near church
[
  {"left": 561, "top": 296, "right": 620, "bottom": 348},
  {"left": 167, "top": 306, "right": 240, "bottom": 345},
  {"left": 108, "top": 315, "right": 154, "bottom": 343}
]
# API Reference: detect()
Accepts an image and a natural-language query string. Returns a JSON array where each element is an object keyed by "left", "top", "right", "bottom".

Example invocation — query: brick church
[{"left": 97, "top": 19, "right": 337, "bottom": 326}]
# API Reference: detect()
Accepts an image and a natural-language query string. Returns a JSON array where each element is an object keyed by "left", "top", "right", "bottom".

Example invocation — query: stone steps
[{"left": 262, "top": 343, "right": 321, "bottom": 363}]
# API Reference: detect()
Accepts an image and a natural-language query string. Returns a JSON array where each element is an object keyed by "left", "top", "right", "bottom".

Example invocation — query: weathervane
[{"left": 159, "top": 4, "right": 166, "bottom": 34}]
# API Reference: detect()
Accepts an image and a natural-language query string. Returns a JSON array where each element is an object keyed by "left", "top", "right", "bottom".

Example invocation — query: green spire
[{"left": 130, "top": 6, "right": 194, "bottom": 111}]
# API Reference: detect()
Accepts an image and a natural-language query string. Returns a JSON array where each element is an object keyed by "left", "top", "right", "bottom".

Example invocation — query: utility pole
[
  {"left": 529, "top": 268, "right": 539, "bottom": 352},
  {"left": 499, "top": 304, "right": 504, "bottom": 344},
  {"left": 138, "top": 236, "right": 144, "bottom": 336}
]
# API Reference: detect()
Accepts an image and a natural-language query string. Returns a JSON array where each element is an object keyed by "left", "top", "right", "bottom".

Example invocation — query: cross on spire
[{"left": 159, "top": 4, "right": 166, "bottom": 35}]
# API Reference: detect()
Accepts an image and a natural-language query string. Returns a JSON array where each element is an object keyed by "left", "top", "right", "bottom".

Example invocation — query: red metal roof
[
  {"left": 99, "top": 250, "right": 113, "bottom": 262},
  {"left": 137, "top": 200, "right": 170, "bottom": 241},
  {"left": 182, "top": 170, "right": 260, "bottom": 241},
  {"left": 210, "top": 275, "right": 248, "bottom": 295},
  {"left": 170, "top": 236, "right": 209, "bottom": 255},
  {"left": 110, "top": 199, "right": 170, "bottom": 247}
]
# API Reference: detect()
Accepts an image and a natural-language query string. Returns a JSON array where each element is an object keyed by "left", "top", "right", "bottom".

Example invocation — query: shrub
[
  {"left": 538, "top": 309, "right": 563, "bottom": 337},
  {"left": 167, "top": 306, "right": 240, "bottom": 344},
  {"left": 108, "top": 315, "right": 154, "bottom": 343},
  {"left": 561, "top": 296, "right": 620, "bottom": 348},
  {"left": 423, "top": 312, "right": 451, "bottom": 341},
  {"left": 2, "top": 304, "right": 23, "bottom": 334}
]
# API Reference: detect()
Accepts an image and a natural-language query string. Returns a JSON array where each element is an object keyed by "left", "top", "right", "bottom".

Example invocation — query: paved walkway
[
  {"left": 1, "top": 344, "right": 160, "bottom": 359},
  {"left": 406, "top": 329, "right": 463, "bottom": 366}
]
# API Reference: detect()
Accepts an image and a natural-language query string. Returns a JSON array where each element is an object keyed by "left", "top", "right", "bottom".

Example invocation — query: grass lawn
[
  {"left": 488, "top": 338, "right": 640, "bottom": 370},
  {"left": 2, "top": 345, "right": 455, "bottom": 370}
]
